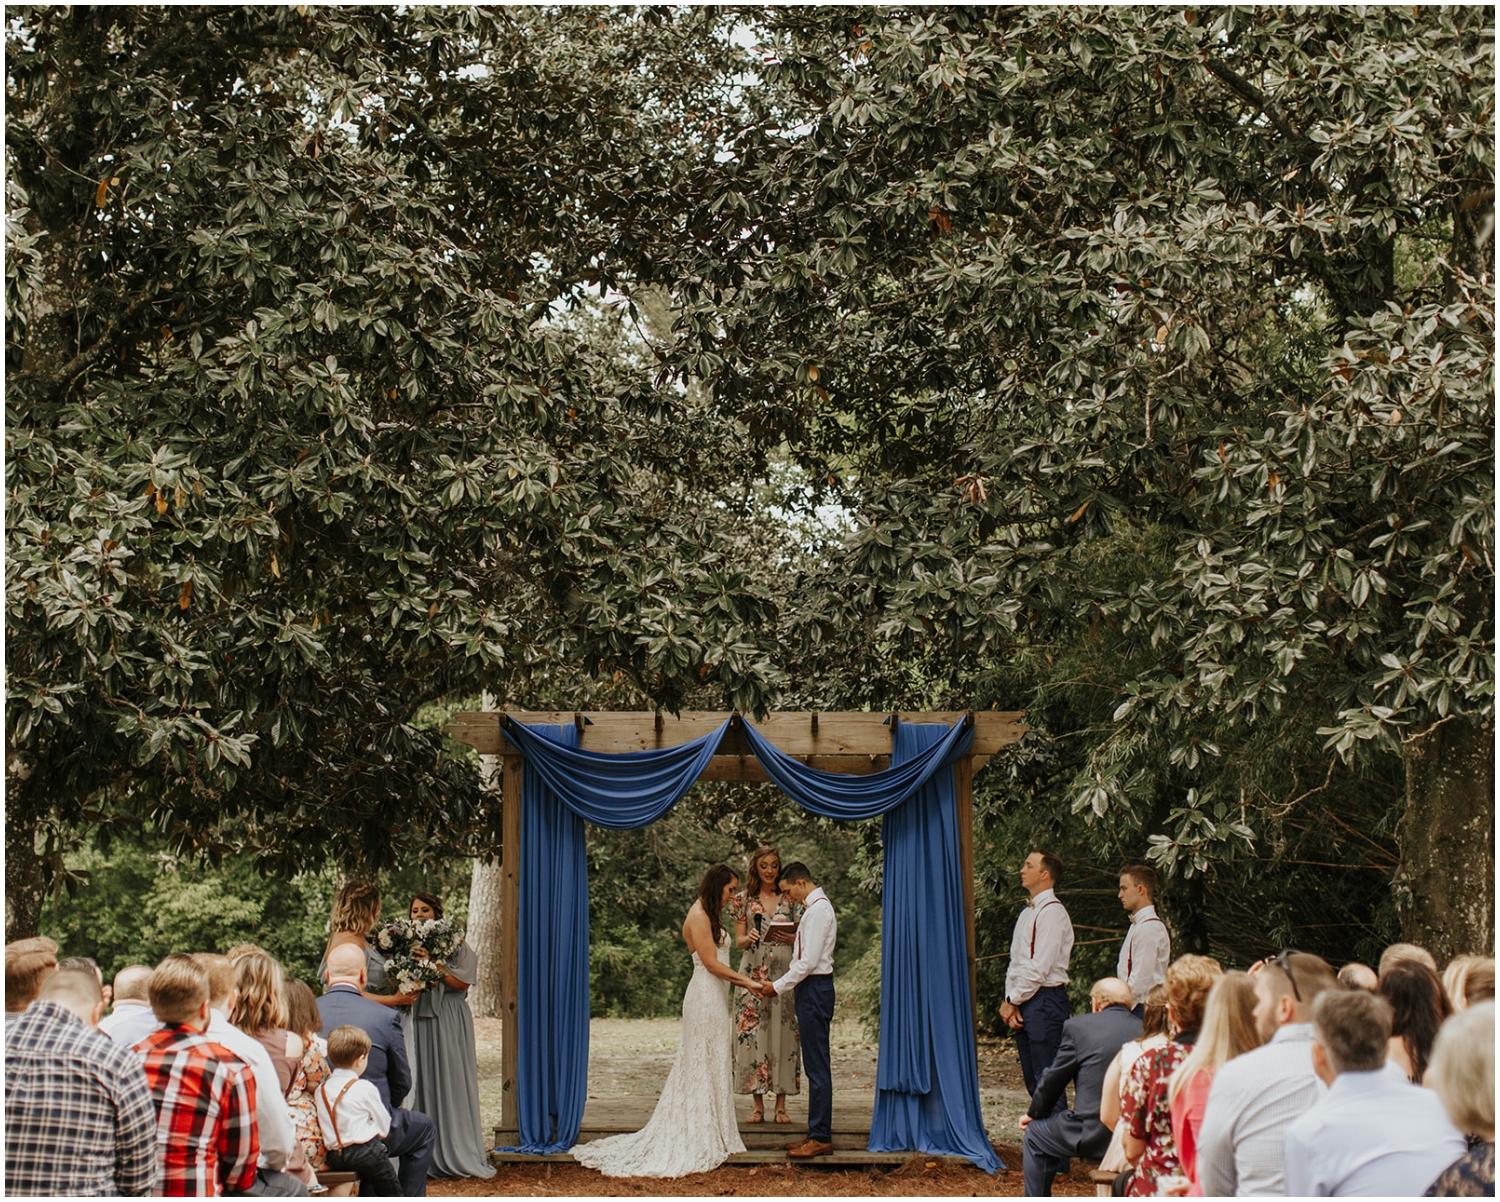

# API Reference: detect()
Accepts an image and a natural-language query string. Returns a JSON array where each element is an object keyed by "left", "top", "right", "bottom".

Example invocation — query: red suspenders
[
  {"left": 1029, "top": 899, "right": 1063, "bottom": 959},
  {"left": 1127, "top": 916, "right": 1164, "bottom": 976}
]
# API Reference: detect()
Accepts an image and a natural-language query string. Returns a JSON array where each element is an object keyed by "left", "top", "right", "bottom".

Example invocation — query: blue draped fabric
[
  {"left": 498, "top": 713, "right": 999, "bottom": 1171},
  {"left": 502, "top": 719, "right": 729, "bottom": 1152}
]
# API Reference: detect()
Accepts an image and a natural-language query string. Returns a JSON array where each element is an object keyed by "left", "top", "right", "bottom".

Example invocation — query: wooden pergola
[{"left": 446, "top": 708, "right": 1028, "bottom": 1133}]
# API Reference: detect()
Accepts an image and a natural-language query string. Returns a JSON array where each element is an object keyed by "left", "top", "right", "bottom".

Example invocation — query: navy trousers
[
  {"left": 1022, "top": 1112, "right": 1105, "bottom": 1197},
  {"left": 385, "top": 1107, "right": 437, "bottom": 1196},
  {"left": 794, "top": 974, "right": 835, "bottom": 1142},
  {"left": 326, "top": 1138, "right": 402, "bottom": 1197},
  {"left": 1016, "top": 985, "right": 1070, "bottom": 1103}
]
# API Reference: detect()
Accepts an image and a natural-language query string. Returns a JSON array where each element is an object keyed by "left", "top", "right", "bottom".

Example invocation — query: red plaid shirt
[{"left": 136, "top": 1024, "right": 259, "bottom": 1197}]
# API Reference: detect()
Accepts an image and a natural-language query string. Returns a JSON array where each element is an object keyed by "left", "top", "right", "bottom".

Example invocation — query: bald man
[
  {"left": 317, "top": 943, "right": 435, "bottom": 1195},
  {"left": 1018, "top": 977, "right": 1142, "bottom": 1196},
  {"left": 100, "top": 964, "right": 161, "bottom": 1049}
]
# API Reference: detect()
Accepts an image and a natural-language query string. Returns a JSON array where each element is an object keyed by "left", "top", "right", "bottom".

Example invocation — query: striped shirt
[
  {"left": 136, "top": 1024, "right": 260, "bottom": 1197},
  {"left": 4, "top": 999, "right": 160, "bottom": 1196}
]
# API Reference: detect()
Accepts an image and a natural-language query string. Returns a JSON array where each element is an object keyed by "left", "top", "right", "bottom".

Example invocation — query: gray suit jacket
[{"left": 1027, "top": 1003, "right": 1143, "bottom": 1156}]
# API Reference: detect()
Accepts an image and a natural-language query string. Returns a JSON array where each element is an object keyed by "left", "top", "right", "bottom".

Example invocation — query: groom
[{"left": 761, "top": 861, "right": 837, "bottom": 1160}]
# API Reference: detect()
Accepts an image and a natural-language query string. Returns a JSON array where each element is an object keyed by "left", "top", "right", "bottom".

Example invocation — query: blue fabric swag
[{"left": 498, "top": 714, "right": 999, "bottom": 1172}]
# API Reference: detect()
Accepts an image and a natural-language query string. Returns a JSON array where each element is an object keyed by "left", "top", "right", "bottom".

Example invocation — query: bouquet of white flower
[{"left": 372, "top": 916, "right": 465, "bottom": 997}]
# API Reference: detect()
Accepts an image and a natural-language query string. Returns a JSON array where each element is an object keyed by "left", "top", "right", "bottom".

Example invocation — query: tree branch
[
  {"left": 35, "top": 296, "right": 152, "bottom": 394},
  {"left": 1200, "top": 57, "right": 1306, "bottom": 145}
]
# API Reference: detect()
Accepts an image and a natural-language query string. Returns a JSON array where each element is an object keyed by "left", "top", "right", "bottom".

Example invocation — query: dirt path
[{"left": 441, "top": 1015, "right": 1101, "bottom": 1196}]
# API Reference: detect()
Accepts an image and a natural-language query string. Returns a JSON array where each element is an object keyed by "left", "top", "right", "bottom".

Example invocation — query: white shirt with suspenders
[
  {"left": 1004, "top": 887, "right": 1074, "bottom": 1006},
  {"left": 314, "top": 1068, "right": 390, "bottom": 1152},
  {"left": 1117, "top": 903, "right": 1171, "bottom": 1006}
]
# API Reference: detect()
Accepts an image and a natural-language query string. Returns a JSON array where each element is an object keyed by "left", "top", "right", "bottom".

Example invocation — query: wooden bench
[
  {"left": 1089, "top": 1167, "right": 1121, "bottom": 1197},
  {"left": 316, "top": 1170, "right": 359, "bottom": 1197}
]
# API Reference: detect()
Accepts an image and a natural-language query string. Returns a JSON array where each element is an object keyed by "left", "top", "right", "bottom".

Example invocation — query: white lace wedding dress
[{"left": 572, "top": 933, "right": 745, "bottom": 1177}]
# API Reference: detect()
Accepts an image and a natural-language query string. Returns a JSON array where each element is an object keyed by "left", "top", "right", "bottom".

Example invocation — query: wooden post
[
  {"left": 953, "top": 752, "right": 978, "bottom": 1033},
  {"left": 499, "top": 754, "right": 523, "bottom": 1133}
]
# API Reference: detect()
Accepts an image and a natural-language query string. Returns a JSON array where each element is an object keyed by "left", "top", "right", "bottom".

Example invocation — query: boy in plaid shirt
[{"left": 135, "top": 954, "right": 260, "bottom": 1197}]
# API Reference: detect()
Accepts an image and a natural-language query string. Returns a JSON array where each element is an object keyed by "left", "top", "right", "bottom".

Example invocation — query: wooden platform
[{"left": 492, "top": 1091, "right": 979, "bottom": 1169}]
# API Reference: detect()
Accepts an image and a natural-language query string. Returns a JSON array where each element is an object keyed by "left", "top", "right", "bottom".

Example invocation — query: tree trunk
[
  {"left": 5, "top": 802, "right": 47, "bottom": 943},
  {"left": 466, "top": 689, "right": 505, "bottom": 1018},
  {"left": 1397, "top": 716, "right": 1495, "bottom": 961},
  {"left": 467, "top": 853, "right": 505, "bottom": 1017}
]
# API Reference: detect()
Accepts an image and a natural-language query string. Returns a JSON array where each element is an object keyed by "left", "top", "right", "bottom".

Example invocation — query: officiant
[{"left": 730, "top": 846, "right": 803, "bottom": 1125}]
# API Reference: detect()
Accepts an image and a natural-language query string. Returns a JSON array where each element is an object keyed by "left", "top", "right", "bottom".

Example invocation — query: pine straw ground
[{"left": 425, "top": 1016, "right": 1099, "bottom": 1197}]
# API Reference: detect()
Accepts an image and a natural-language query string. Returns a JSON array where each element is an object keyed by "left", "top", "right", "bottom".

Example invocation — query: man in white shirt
[
  {"left": 1001, "top": 850, "right": 1074, "bottom": 1102},
  {"left": 194, "top": 953, "right": 308, "bottom": 1197},
  {"left": 1197, "top": 950, "right": 1339, "bottom": 1197},
  {"left": 1115, "top": 864, "right": 1170, "bottom": 1015},
  {"left": 767, "top": 862, "right": 837, "bottom": 1160},
  {"left": 1284, "top": 988, "right": 1465, "bottom": 1196},
  {"left": 99, "top": 964, "right": 162, "bottom": 1050}
]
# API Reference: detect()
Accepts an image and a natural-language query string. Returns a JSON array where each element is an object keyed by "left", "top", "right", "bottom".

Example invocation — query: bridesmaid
[
  {"left": 402, "top": 891, "right": 497, "bottom": 1180},
  {"left": 316, "top": 881, "right": 418, "bottom": 1005},
  {"left": 730, "top": 846, "right": 802, "bottom": 1124}
]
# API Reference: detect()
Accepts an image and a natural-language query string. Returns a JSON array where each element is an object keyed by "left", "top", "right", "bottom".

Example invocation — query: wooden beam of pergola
[{"left": 445, "top": 709, "right": 1028, "bottom": 1135}]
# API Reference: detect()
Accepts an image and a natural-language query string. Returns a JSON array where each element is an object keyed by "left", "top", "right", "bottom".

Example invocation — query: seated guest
[
  {"left": 4, "top": 966, "right": 158, "bottom": 1196},
  {"left": 1424, "top": 1002, "right": 1495, "bottom": 1198},
  {"left": 1463, "top": 959, "right": 1495, "bottom": 1007},
  {"left": 1018, "top": 977, "right": 1142, "bottom": 1195},
  {"left": 101, "top": 964, "right": 161, "bottom": 1048},
  {"left": 314, "top": 1025, "right": 403, "bottom": 1196},
  {"left": 232, "top": 952, "right": 316, "bottom": 1190},
  {"left": 1196, "top": 950, "right": 1339, "bottom": 1197},
  {"left": 1338, "top": 962, "right": 1379, "bottom": 992},
  {"left": 1285, "top": 989, "right": 1464, "bottom": 1196},
  {"left": 136, "top": 954, "right": 260, "bottom": 1197},
  {"left": 1100, "top": 984, "right": 1169, "bottom": 1175},
  {"left": 1120, "top": 955, "right": 1221, "bottom": 1196},
  {"left": 1380, "top": 942, "right": 1439, "bottom": 978},
  {"left": 1441, "top": 956, "right": 1479, "bottom": 1012},
  {"left": 1379, "top": 959, "right": 1449, "bottom": 1083},
  {"left": 4, "top": 937, "right": 58, "bottom": 1028},
  {"left": 317, "top": 943, "right": 436, "bottom": 1196},
  {"left": 1166, "top": 971, "right": 1261, "bottom": 1194},
  {"left": 284, "top": 980, "right": 334, "bottom": 1175},
  {"left": 195, "top": 953, "right": 307, "bottom": 1196}
]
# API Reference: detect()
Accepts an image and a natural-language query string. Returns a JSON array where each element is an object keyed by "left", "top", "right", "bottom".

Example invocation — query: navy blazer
[
  {"left": 1027, "top": 1002, "right": 1143, "bottom": 1154},
  {"left": 317, "top": 983, "right": 411, "bottom": 1113}
]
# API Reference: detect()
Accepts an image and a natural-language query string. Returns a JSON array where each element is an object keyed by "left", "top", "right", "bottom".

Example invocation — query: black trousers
[
  {"left": 794, "top": 973, "right": 835, "bottom": 1142},
  {"left": 327, "top": 1138, "right": 403, "bottom": 1197}
]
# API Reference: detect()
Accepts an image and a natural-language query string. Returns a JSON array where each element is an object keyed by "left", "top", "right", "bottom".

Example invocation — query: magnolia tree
[{"left": 662, "top": 7, "right": 1494, "bottom": 957}]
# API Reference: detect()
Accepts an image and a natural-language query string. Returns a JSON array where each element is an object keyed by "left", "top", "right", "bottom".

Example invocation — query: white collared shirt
[
  {"left": 99, "top": 999, "right": 162, "bottom": 1050},
  {"left": 773, "top": 887, "right": 836, "bottom": 994},
  {"left": 207, "top": 1009, "right": 297, "bottom": 1171},
  {"left": 1283, "top": 1067, "right": 1465, "bottom": 1196},
  {"left": 314, "top": 1068, "right": 391, "bottom": 1149},
  {"left": 1004, "top": 887, "right": 1073, "bottom": 1004},
  {"left": 1116, "top": 904, "right": 1171, "bottom": 1005}
]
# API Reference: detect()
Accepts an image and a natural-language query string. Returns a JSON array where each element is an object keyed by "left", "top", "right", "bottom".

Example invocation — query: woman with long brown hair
[
  {"left": 574, "top": 864, "right": 761, "bottom": 1178},
  {"left": 729, "top": 845, "right": 802, "bottom": 1124},
  {"left": 316, "top": 880, "right": 417, "bottom": 1006},
  {"left": 230, "top": 951, "right": 317, "bottom": 1189}
]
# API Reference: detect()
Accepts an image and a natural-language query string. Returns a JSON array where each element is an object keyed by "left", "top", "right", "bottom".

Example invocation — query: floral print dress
[
  {"left": 730, "top": 889, "right": 803, "bottom": 1096},
  {"left": 286, "top": 1032, "right": 333, "bottom": 1171},
  {"left": 1120, "top": 1037, "right": 1191, "bottom": 1196}
]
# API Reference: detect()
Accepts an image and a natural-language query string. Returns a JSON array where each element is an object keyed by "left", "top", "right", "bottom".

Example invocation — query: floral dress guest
[
  {"left": 1120, "top": 955, "right": 1222, "bottom": 1196},
  {"left": 284, "top": 978, "right": 334, "bottom": 1173},
  {"left": 730, "top": 846, "right": 803, "bottom": 1124}
]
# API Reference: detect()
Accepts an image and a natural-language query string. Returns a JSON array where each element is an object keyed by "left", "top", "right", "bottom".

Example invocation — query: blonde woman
[
  {"left": 729, "top": 846, "right": 802, "bottom": 1124},
  {"left": 1166, "top": 972, "right": 1261, "bottom": 1195},
  {"left": 1426, "top": 1002, "right": 1495, "bottom": 1197},
  {"left": 230, "top": 951, "right": 316, "bottom": 1189},
  {"left": 316, "top": 880, "right": 417, "bottom": 1005}
]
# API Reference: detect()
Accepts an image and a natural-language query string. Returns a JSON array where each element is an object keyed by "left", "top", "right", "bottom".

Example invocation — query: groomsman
[
  {"left": 1001, "top": 850, "right": 1074, "bottom": 1101},
  {"left": 1116, "top": 864, "right": 1171, "bottom": 1015}
]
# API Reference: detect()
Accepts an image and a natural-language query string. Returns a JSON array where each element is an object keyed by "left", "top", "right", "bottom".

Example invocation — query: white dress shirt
[
  {"left": 1197, "top": 1022, "right": 1325, "bottom": 1197},
  {"left": 99, "top": 999, "right": 162, "bottom": 1050},
  {"left": 1283, "top": 1067, "right": 1466, "bottom": 1196},
  {"left": 314, "top": 1068, "right": 391, "bottom": 1149},
  {"left": 207, "top": 1009, "right": 297, "bottom": 1171},
  {"left": 772, "top": 887, "right": 836, "bottom": 994},
  {"left": 1116, "top": 904, "right": 1171, "bottom": 1006},
  {"left": 1004, "top": 887, "right": 1073, "bottom": 1005}
]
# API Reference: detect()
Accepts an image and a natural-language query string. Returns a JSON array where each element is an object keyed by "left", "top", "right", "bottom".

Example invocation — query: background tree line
[{"left": 9, "top": 6, "right": 1492, "bottom": 1028}]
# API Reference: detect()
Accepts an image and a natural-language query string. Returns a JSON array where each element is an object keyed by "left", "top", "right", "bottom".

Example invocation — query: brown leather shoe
[
  {"left": 788, "top": 1140, "right": 833, "bottom": 1159},
  {"left": 783, "top": 1137, "right": 810, "bottom": 1152}
]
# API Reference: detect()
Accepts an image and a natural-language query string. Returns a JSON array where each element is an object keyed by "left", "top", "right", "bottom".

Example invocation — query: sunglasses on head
[{"left": 1268, "top": 948, "right": 1308, "bottom": 1003}]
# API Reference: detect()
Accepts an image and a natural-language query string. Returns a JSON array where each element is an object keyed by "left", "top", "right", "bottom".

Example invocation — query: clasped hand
[{"left": 742, "top": 980, "right": 776, "bottom": 999}]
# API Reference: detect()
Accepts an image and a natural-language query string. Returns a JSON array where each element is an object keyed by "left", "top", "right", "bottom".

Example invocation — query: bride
[{"left": 573, "top": 864, "right": 761, "bottom": 1178}]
